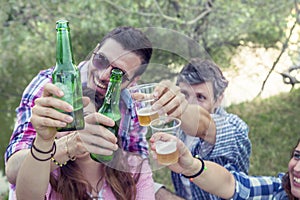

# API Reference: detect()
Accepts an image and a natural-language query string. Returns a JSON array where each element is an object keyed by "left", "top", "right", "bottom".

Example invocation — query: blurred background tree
[{"left": 0, "top": 0, "right": 299, "bottom": 173}]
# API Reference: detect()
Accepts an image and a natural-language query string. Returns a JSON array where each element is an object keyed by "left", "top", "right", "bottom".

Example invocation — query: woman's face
[{"left": 289, "top": 142, "right": 300, "bottom": 198}]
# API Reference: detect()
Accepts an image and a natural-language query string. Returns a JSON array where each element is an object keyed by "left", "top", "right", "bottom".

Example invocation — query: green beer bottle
[
  {"left": 52, "top": 19, "right": 84, "bottom": 132},
  {"left": 90, "top": 69, "right": 122, "bottom": 163}
]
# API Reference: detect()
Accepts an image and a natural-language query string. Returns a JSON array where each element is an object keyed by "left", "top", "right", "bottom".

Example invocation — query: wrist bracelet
[
  {"left": 182, "top": 155, "right": 207, "bottom": 181},
  {"left": 32, "top": 138, "right": 55, "bottom": 154},
  {"left": 30, "top": 139, "right": 56, "bottom": 161}
]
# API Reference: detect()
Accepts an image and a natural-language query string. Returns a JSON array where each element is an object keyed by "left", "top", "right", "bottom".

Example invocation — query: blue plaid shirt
[
  {"left": 171, "top": 107, "right": 252, "bottom": 200},
  {"left": 231, "top": 172, "right": 288, "bottom": 199}
]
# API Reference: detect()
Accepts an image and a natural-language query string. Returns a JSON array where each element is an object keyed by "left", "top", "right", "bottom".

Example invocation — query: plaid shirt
[
  {"left": 171, "top": 107, "right": 252, "bottom": 200},
  {"left": 5, "top": 63, "right": 148, "bottom": 163},
  {"left": 231, "top": 172, "right": 288, "bottom": 200}
]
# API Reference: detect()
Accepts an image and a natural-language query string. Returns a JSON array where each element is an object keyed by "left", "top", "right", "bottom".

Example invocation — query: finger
[
  {"left": 84, "top": 113, "right": 115, "bottom": 127},
  {"left": 32, "top": 105, "right": 73, "bottom": 124},
  {"left": 152, "top": 84, "right": 181, "bottom": 111},
  {"left": 30, "top": 115, "right": 67, "bottom": 130},
  {"left": 164, "top": 94, "right": 188, "bottom": 117},
  {"left": 43, "top": 83, "right": 64, "bottom": 97},
  {"left": 82, "top": 96, "right": 90, "bottom": 107},
  {"left": 83, "top": 122, "right": 118, "bottom": 143},
  {"left": 79, "top": 129, "right": 118, "bottom": 153},
  {"left": 153, "top": 80, "right": 171, "bottom": 99},
  {"left": 34, "top": 96, "right": 73, "bottom": 113}
]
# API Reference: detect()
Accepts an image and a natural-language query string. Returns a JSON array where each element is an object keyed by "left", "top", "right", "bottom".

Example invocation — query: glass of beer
[
  {"left": 129, "top": 83, "right": 159, "bottom": 126},
  {"left": 150, "top": 116, "right": 181, "bottom": 165}
]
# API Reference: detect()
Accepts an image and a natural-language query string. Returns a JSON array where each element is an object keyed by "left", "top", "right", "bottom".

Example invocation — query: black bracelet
[
  {"left": 30, "top": 139, "right": 56, "bottom": 161},
  {"left": 182, "top": 155, "right": 207, "bottom": 180},
  {"left": 32, "top": 138, "right": 55, "bottom": 154}
]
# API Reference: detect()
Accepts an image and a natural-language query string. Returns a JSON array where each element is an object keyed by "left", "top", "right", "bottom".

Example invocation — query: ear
[{"left": 215, "top": 93, "right": 224, "bottom": 108}]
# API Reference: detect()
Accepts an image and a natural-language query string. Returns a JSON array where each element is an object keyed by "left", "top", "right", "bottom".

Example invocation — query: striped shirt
[
  {"left": 5, "top": 62, "right": 148, "bottom": 163},
  {"left": 172, "top": 107, "right": 252, "bottom": 200}
]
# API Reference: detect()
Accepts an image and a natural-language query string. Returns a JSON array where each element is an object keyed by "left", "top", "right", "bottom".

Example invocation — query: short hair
[
  {"left": 177, "top": 58, "right": 228, "bottom": 100},
  {"left": 97, "top": 26, "right": 153, "bottom": 77}
]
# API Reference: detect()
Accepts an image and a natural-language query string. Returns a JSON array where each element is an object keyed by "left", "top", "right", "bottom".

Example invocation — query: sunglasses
[{"left": 92, "top": 52, "right": 130, "bottom": 82}]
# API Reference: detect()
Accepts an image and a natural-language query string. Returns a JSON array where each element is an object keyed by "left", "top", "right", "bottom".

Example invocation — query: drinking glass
[
  {"left": 150, "top": 116, "right": 181, "bottom": 165},
  {"left": 129, "top": 83, "right": 159, "bottom": 126}
]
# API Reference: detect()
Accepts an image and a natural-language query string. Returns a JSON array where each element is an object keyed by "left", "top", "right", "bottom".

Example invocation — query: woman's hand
[
  {"left": 149, "top": 132, "right": 196, "bottom": 174},
  {"left": 30, "top": 83, "right": 90, "bottom": 141},
  {"left": 75, "top": 112, "right": 119, "bottom": 156}
]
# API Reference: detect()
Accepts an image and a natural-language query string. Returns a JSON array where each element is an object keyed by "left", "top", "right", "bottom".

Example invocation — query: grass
[{"left": 153, "top": 88, "right": 300, "bottom": 191}]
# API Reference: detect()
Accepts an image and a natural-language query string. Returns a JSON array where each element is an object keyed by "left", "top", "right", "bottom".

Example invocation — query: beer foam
[
  {"left": 156, "top": 141, "right": 177, "bottom": 154},
  {"left": 137, "top": 107, "right": 157, "bottom": 116}
]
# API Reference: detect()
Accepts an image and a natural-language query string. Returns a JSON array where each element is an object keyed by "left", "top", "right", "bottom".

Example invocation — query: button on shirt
[{"left": 172, "top": 107, "right": 252, "bottom": 200}]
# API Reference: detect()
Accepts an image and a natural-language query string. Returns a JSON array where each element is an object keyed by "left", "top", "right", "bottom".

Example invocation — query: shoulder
[
  {"left": 212, "top": 107, "right": 249, "bottom": 132},
  {"left": 21, "top": 67, "right": 53, "bottom": 105}
]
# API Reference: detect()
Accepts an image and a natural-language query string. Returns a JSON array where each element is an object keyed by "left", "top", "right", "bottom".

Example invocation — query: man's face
[
  {"left": 179, "top": 81, "right": 221, "bottom": 113},
  {"left": 289, "top": 142, "right": 300, "bottom": 198},
  {"left": 87, "top": 38, "right": 142, "bottom": 97}
]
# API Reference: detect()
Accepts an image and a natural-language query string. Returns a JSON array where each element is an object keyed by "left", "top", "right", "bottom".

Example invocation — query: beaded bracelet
[
  {"left": 182, "top": 155, "right": 207, "bottom": 181},
  {"left": 51, "top": 157, "right": 67, "bottom": 167},
  {"left": 30, "top": 138, "right": 56, "bottom": 161}
]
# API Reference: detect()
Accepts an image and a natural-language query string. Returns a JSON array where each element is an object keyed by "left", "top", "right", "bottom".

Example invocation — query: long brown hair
[
  {"left": 282, "top": 138, "right": 300, "bottom": 200},
  {"left": 49, "top": 149, "right": 144, "bottom": 200}
]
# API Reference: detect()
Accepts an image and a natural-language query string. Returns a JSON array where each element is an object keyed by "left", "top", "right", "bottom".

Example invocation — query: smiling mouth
[
  {"left": 294, "top": 177, "right": 300, "bottom": 184},
  {"left": 93, "top": 76, "right": 107, "bottom": 90}
]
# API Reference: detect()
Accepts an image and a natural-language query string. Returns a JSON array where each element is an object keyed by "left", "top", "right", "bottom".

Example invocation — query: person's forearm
[
  {"left": 180, "top": 104, "right": 216, "bottom": 144},
  {"left": 16, "top": 137, "right": 55, "bottom": 199},
  {"left": 6, "top": 150, "right": 29, "bottom": 185},
  {"left": 182, "top": 158, "right": 235, "bottom": 199},
  {"left": 6, "top": 136, "right": 69, "bottom": 185}
]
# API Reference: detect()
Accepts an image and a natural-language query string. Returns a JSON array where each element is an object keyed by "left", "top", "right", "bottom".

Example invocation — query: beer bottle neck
[
  {"left": 56, "top": 25, "right": 75, "bottom": 68},
  {"left": 101, "top": 80, "right": 121, "bottom": 112}
]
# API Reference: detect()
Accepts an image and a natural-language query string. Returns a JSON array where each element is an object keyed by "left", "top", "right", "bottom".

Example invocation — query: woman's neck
[{"left": 76, "top": 154, "right": 104, "bottom": 195}]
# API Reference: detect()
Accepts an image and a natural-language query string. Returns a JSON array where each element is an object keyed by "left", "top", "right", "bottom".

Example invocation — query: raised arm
[
  {"left": 15, "top": 83, "right": 78, "bottom": 199},
  {"left": 150, "top": 132, "right": 235, "bottom": 199}
]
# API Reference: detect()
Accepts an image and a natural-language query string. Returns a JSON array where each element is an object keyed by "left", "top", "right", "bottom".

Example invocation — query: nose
[
  {"left": 294, "top": 160, "right": 300, "bottom": 172},
  {"left": 100, "top": 66, "right": 113, "bottom": 82}
]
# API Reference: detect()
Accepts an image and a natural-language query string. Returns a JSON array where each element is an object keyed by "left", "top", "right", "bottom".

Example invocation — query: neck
[{"left": 76, "top": 154, "right": 104, "bottom": 193}]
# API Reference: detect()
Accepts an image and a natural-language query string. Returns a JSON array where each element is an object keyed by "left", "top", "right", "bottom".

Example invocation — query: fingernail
[
  {"left": 67, "top": 105, "right": 73, "bottom": 111},
  {"left": 60, "top": 122, "right": 67, "bottom": 127},
  {"left": 57, "top": 90, "right": 64, "bottom": 96},
  {"left": 65, "top": 116, "right": 73, "bottom": 122}
]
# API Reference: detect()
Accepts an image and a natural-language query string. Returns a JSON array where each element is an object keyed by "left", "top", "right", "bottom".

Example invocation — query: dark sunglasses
[{"left": 92, "top": 52, "right": 130, "bottom": 82}]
